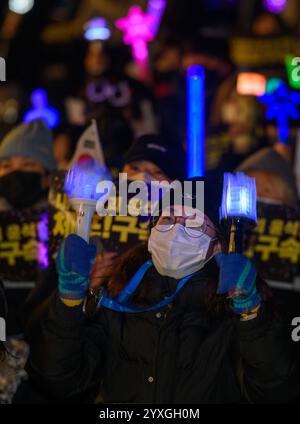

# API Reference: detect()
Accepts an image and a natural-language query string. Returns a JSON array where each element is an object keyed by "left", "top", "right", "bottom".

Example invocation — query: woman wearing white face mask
[
  {"left": 24, "top": 201, "right": 300, "bottom": 404},
  {"left": 148, "top": 205, "right": 221, "bottom": 280}
]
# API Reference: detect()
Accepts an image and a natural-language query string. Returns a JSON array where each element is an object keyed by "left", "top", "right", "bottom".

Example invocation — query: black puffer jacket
[{"left": 26, "top": 266, "right": 300, "bottom": 404}]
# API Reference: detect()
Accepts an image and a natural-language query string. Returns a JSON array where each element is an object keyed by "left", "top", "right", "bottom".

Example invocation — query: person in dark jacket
[
  {"left": 0, "top": 119, "right": 55, "bottom": 403},
  {"left": 24, "top": 190, "right": 300, "bottom": 404},
  {"left": 21, "top": 133, "right": 187, "bottom": 322},
  {"left": 0, "top": 119, "right": 56, "bottom": 336}
]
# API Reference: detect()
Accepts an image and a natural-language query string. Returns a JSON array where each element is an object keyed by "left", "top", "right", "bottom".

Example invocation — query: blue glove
[
  {"left": 215, "top": 253, "right": 261, "bottom": 314},
  {"left": 57, "top": 234, "right": 96, "bottom": 302}
]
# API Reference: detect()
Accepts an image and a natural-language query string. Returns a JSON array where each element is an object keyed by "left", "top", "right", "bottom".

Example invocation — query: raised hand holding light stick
[
  {"left": 64, "top": 157, "right": 112, "bottom": 243},
  {"left": 219, "top": 172, "right": 257, "bottom": 254}
]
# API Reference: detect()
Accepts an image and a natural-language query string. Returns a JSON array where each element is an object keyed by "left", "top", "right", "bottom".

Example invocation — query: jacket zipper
[{"left": 152, "top": 308, "right": 170, "bottom": 402}]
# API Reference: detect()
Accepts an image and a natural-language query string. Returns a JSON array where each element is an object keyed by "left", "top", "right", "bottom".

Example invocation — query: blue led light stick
[
  {"left": 147, "top": 0, "right": 166, "bottom": 35},
  {"left": 219, "top": 172, "right": 257, "bottom": 253},
  {"left": 187, "top": 65, "right": 205, "bottom": 178},
  {"left": 64, "top": 159, "right": 112, "bottom": 242}
]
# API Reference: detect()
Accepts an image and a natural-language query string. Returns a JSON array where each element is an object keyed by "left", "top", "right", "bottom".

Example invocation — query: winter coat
[{"left": 25, "top": 265, "right": 300, "bottom": 404}]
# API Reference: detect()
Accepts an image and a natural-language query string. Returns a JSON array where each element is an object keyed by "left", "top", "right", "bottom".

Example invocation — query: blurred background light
[
  {"left": 84, "top": 17, "right": 111, "bottom": 41},
  {"left": 23, "top": 89, "right": 60, "bottom": 128},
  {"left": 237, "top": 72, "right": 266, "bottom": 96},
  {"left": 285, "top": 54, "right": 300, "bottom": 90},
  {"left": 37, "top": 213, "right": 49, "bottom": 269},
  {"left": 147, "top": 0, "right": 166, "bottom": 35},
  {"left": 186, "top": 64, "right": 205, "bottom": 178},
  {"left": 9, "top": 0, "right": 34, "bottom": 15},
  {"left": 265, "top": 77, "right": 284, "bottom": 94},
  {"left": 115, "top": 5, "right": 155, "bottom": 63},
  {"left": 259, "top": 82, "right": 300, "bottom": 144},
  {"left": 263, "top": 0, "right": 288, "bottom": 14}
]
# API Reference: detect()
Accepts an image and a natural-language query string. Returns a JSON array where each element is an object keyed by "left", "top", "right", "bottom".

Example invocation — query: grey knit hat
[
  {"left": 0, "top": 119, "right": 56, "bottom": 171},
  {"left": 237, "top": 147, "right": 299, "bottom": 203}
]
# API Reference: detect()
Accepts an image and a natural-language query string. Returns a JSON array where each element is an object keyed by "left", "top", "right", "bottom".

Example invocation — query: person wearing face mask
[
  {"left": 23, "top": 178, "right": 300, "bottom": 404},
  {"left": 0, "top": 119, "right": 55, "bottom": 329},
  {"left": 0, "top": 119, "right": 55, "bottom": 211},
  {"left": 148, "top": 205, "right": 220, "bottom": 280},
  {"left": 82, "top": 134, "right": 186, "bottom": 295},
  {"left": 20, "top": 134, "right": 185, "bottom": 328},
  {"left": 0, "top": 119, "right": 56, "bottom": 335},
  {"left": 0, "top": 119, "right": 56, "bottom": 403},
  {"left": 11, "top": 133, "right": 187, "bottom": 403}
]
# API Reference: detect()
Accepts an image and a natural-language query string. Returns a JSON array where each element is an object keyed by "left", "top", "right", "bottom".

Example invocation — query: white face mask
[{"left": 148, "top": 223, "right": 217, "bottom": 279}]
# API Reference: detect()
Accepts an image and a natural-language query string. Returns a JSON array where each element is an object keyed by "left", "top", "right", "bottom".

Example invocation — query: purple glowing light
[
  {"left": 86, "top": 80, "right": 131, "bottom": 107},
  {"left": 37, "top": 213, "right": 49, "bottom": 269},
  {"left": 84, "top": 17, "right": 111, "bottom": 41},
  {"left": 115, "top": 5, "right": 155, "bottom": 63},
  {"left": 37, "top": 242, "right": 49, "bottom": 269},
  {"left": 132, "top": 39, "right": 149, "bottom": 62},
  {"left": 147, "top": 0, "right": 166, "bottom": 35},
  {"left": 37, "top": 213, "right": 49, "bottom": 243},
  {"left": 23, "top": 89, "right": 60, "bottom": 128},
  {"left": 263, "top": 0, "right": 287, "bottom": 14}
]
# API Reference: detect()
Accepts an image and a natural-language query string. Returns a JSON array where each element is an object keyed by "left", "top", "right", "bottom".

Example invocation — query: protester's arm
[
  {"left": 216, "top": 253, "right": 300, "bottom": 403},
  {"left": 22, "top": 264, "right": 58, "bottom": 333},
  {"left": 26, "top": 234, "right": 108, "bottom": 400},
  {"left": 26, "top": 293, "right": 108, "bottom": 400},
  {"left": 238, "top": 305, "right": 300, "bottom": 403}
]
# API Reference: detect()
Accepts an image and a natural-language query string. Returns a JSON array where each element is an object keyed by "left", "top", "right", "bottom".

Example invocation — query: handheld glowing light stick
[
  {"left": 84, "top": 17, "right": 111, "bottom": 41},
  {"left": 23, "top": 89, "right": 60, "bottom": 129},
  {"left": 147, "top": 0, "right": 166, "bottom": 35},
  {"left": 115, "top": 5, "right": 155, "bottom": 73},
  {"left": 187, "top": 65, "right": 205, "bottom": 178},
  {"left": 219, "top": 172, "right": 257, "bottom": 253},
  {"left": 258, "top": 81, "right": 300, "bottom": 145},
  {"left": 64, "top": 158, "right": 112, "bottom": 243}
]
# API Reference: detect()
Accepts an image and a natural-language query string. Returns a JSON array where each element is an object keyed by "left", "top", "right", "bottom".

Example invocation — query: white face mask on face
[{"left": 148, "top": 223, "right": 217, "bottom": 279}]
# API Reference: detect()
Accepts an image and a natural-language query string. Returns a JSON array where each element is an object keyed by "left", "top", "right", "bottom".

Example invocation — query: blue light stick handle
[
  {"left": 228, "top": 219, "right": 244, "bottom": 254},
  {"left": 75, "top": 202, "right": 95, "bottom": 243}
]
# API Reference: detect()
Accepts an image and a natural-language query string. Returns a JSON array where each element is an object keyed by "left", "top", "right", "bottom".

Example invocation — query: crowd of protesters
[{"left": 0, "top": 1, "right": 300, "bottom": 404}]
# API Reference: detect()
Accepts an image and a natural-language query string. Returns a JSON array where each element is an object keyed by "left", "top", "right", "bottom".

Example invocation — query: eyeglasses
[{"left": 154, "top": 215, "right": 217, "bottom": 238}]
